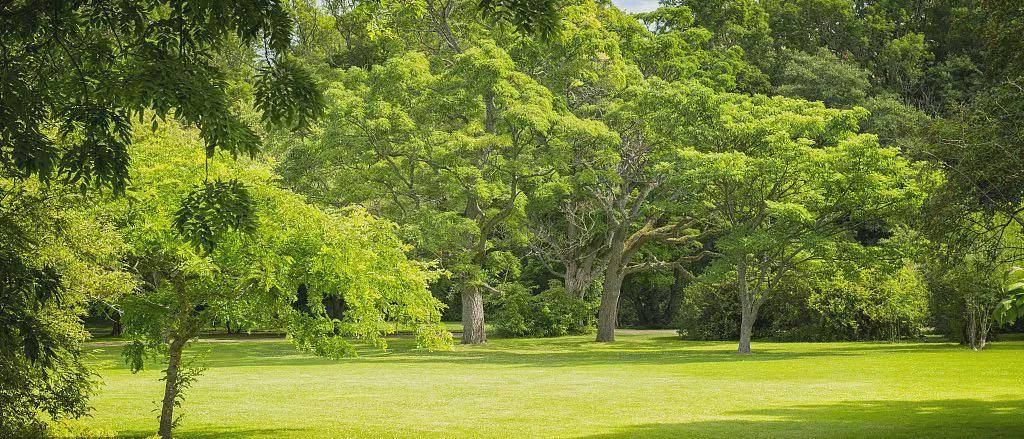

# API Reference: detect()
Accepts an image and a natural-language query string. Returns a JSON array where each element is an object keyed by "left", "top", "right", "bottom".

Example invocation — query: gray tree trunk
[
  {"left": 965, "top": 302, "right": 990, "bottom": 350},
  {"left": 596, "top": 271, "right": 624, "bottom": 342},
  {"left": 736, "top": 256, "right": 756, "bottom": 354},
  {"left": 596, "top": 222, "right": 634, "bottom": 343},
  {"left": 738, "top": 307, "right": 755, "bottom": 354},
  {"left": 565, "top": 258, "right": 598, "bottom": 299},
  {"left": 158, "top": 337, "right": 187, "bottom": 438},
  {"left": 596, "top": 244, "right": 626, "bottom": 342},
  {"left": 461, "top": 289, "right": 486, "bottom": 344}
]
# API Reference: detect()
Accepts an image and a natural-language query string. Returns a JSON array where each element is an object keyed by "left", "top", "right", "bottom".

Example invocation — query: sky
[{"left": 612, "top": 0, "right": 661, "bottom": 13}]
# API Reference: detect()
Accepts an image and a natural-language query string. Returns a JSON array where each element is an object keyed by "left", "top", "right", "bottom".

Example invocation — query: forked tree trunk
[
  {"left": 964, "top": 302, "right": 990, "bottom": 351},
  {"left": 158, "top": 336, "right": 188, "bottom": 438},
  {"left": 461, "top": 289, "right": 486, "bottom": 344}
]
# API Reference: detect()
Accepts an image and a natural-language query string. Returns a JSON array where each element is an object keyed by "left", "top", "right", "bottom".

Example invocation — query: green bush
[
  {"left": 494, "top": 282, "right": 597, "bottom": 337},
  {"left": 809, "top": 264, "right": 929, "bottom": 341},
  {"left": 675, "top": 280, "right": 741, "bottom": 340},
  {"left": 677, "top": 263, "right": 929, "bottom": 342}
]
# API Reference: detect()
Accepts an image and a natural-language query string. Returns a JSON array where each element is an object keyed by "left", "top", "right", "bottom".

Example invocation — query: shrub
[
  {"left": 809, "top": 264, "right": 929, "bottom": 341},
  {"left": 675, "top": 280, "right": 741, "bottom": 340},
  {"left": 494, "top": 282, "right": 597, "bottom": 337},
  {"left": 677, "top": 263, "right": 929, "bottom": 342}
]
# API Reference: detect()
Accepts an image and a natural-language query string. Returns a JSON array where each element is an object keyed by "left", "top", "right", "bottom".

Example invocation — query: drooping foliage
[{"left": 109, "top": 122, "right": 450, "bottom": 436}]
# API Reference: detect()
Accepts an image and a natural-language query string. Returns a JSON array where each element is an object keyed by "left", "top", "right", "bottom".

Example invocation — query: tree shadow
[
  {"left": 111, "top": 427, "right": 303, "bottom": 438},
  {"left": 85, "top": 334, "right": 1024, "bottom": 370},
  {"left": 87, "top": 335, "right": 839, "bottom": 369},
  {"left": 578, "top": 399, "right": 1024, "bottom": 438}
]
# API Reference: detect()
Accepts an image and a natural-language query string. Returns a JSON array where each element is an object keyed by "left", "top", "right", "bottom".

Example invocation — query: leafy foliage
[
  {"left": 995, "top": 267, "right": 1024, "bottom": 325},
  {"left": 0, "top": 0, "right": 323, "bottom": 192},
  {"left": 0, "top": 179, "right": 133, "bottom": 436},
  {"left": 173, "top": 179, "right": 257, "bottom": 254},
  {"left": 494, "top": 282, "right": 597, "bottom": 337},
  {"left": 477, "top": 0, "right": 560, "bottom": 37}
]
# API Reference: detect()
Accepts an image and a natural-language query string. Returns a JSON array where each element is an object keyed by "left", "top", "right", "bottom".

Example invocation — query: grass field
[{"left": 69, "top": 330, "right": 1024, "bottom": 438}]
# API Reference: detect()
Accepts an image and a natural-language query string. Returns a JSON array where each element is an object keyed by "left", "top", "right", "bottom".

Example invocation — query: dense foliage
[
  {"left": 269, "top": 0, "right": 1024, "bottom": 352},
  {"left": 3, "top": 0, "right": 1024, "bottom": 435}
]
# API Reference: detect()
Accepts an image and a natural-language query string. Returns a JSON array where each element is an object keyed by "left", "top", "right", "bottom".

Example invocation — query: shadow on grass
[
  {"left": 112, "top": 427, "right": 303, "bottom": 439},
  {"left": 577, "top": 399, "right": 1024, "bottom": 438},
  {"left": 85, "top": 334, "right": 1024, "bottom": 370}
]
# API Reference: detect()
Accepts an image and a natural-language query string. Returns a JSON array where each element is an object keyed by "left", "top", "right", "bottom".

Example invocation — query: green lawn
[{"left": 68, "top": 331, "right": 1024, "bottom": 438}]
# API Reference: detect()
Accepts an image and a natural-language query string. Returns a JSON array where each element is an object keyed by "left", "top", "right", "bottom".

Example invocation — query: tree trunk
[
  {"left": 564, "top": 260, "right": 594, "bottom": 299},
  {"left": 109, "top": 310, "right": 123, "bottom": 337},
  {"left": 663, "top": 268, "right": 684, "bottom": 326},
  {"left": 736, "top": 256, "right": 755, "bottom": 354},
  {"left": 738, "top": 306, "right": 755, "bottom": 354},
  {"left": 461, "top": 288, "right": 486, "bottom": 344},
  {"left": 158, "top": 337, "right": 188, "bottom": 438},
  {"left": 964, "top": 302, "right": 990, "bottom": 351},
  {"left": 596, "top": 267, "right": 625, "bottom": 342}
]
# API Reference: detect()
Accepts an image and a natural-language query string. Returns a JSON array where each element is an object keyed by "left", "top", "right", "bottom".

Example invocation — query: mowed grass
[{"left": 69, "top": 331, "right": 1024, "bottom": 438}]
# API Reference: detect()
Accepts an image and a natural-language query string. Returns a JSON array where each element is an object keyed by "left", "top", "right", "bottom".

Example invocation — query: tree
[
  {"left": 689, "top": 94, "right": 920, "bottom": 353},
  {"left": 281, "top": 32, "right": 593, "bottom": 343},
  {"left": 0, "top": 178, "right": 133, "bottom": 436},
  {"left": 2, "top": 3, "right": 323, "bottom": 432},
  {"left": 771, "top": 48, "right": 872, "bottom": 108},
  {"left": 0, "top": 0, "right": 322, "bottom": 193},
  {"left": 582, "top": 79, "right": 717, "bottom": 342},
  {"left": 111, "top": 124, "right": 450, "bottom": 438}
]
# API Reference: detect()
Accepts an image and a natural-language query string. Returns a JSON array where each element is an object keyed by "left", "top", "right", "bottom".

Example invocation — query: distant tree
[{"left": 772, "top": 48, "right": 872, "bottom": 108}]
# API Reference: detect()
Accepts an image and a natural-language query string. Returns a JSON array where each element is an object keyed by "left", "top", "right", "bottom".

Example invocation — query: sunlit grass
[{"left": 70, "top": 331, "right": 1024, "bottom": 438}]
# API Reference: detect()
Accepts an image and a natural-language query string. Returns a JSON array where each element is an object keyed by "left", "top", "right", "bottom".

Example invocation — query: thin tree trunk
[
  {"left": 736, "top": 256, "right": 755, "bottom": 354},
  {"left": 158, "top": 336, "right": 188, "bottom": 438},
  {"left": 663, "top": 268, "right": 684, "bottom": 326},
  {"left": 461, "top": 288, "right": 486, "bottom": 344},
  {"left": 109, "top": 310, "right": 123, "bottom": 337},
  {"left": 738, "top": 307, "right": 754, "bottom": 354},
  {"left": 967, "top": 306, "right": 978, "bottom": 350}
]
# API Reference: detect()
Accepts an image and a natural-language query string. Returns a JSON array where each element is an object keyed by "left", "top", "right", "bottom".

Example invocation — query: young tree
[
  {"left": 2, "top": 3, "right": 323, "bottom": 431},
  {"left": 112, "top": 125, "right": 450, "bottom": 438},
  {"left": 690, "top": 95, "right": 920, "bottom": 353}
]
